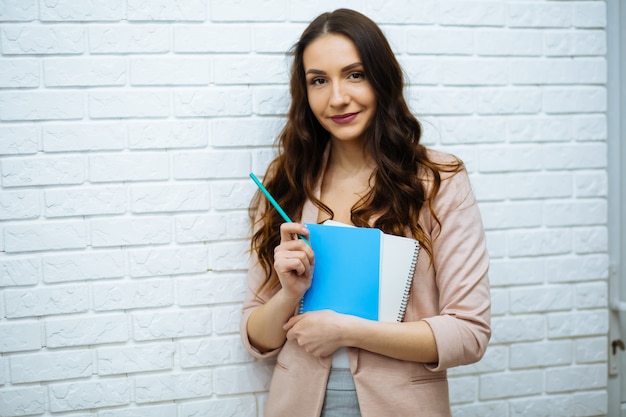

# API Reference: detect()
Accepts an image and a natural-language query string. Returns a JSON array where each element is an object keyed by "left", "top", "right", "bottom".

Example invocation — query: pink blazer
[{"left": 240, "top": 150, "right": 491, "bottom": 417}]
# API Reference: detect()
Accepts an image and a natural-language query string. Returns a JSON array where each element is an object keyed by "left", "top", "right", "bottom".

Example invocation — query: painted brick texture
[{"left": 0, "top": 1, "right": 609, "bottom": 416}]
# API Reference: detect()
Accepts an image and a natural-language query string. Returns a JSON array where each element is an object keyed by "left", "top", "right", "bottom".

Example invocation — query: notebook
[{"left": 300, "top": 222, "right": 419, "bottom": 322}]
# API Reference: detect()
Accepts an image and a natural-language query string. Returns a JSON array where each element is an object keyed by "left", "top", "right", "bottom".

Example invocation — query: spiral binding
[{"left": 397, "top": 241, "right": 420, "bottom": 322}]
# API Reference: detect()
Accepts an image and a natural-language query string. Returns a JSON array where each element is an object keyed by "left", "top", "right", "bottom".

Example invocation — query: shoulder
[{"left": 421, "top": 148, "right": 474, "bottom": 210}]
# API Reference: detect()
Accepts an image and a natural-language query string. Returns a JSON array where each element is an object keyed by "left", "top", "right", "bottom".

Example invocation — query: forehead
[{"left": 302, "top": 33, "right": 362, "bottom": 70}]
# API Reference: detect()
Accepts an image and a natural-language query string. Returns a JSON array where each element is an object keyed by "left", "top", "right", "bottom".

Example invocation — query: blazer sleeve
[{"left": 421, "top": 167, "right": 491, "bottom": 371}]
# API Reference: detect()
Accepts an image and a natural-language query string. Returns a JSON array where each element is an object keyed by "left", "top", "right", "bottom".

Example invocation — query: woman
[{"left": 240, "top": 8, "right": 490, "bottom": 417}]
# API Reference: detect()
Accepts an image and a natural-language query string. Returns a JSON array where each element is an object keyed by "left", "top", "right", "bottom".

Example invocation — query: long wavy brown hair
[{"left": 249, "top": 9, "right": 462, "bottom": 293}]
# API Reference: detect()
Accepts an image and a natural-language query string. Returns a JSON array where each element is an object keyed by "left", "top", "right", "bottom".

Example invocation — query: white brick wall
[{"left": 0, "top": 1, "right": 609, "bottom": 416}]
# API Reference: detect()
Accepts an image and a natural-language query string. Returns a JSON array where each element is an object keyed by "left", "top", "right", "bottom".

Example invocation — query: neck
[{"left": 328, "top": 139, "right": 374, "bottom": 176}]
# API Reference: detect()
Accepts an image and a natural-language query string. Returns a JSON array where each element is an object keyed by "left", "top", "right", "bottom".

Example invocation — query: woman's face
[{"left": 302, "top": 33, "right": 377, "bottom": 146}]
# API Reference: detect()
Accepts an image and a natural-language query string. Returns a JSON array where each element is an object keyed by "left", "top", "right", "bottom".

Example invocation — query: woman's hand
[
  {"left": 283, "top": 310, "right": 355, "bottom": 358},
  {"left": 274, "top": 223, "right": 315, "bottom": 300}
]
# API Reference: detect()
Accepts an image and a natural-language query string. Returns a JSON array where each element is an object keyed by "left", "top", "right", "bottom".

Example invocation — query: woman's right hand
[{"left": 274, "top": 222, "right": 315, "bottom": 300}]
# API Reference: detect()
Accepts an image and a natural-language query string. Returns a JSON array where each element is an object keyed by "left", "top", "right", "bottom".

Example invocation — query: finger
[
  {"left": 280, "top": 222, "right": 310, "bottom": 244},
  {"left": 283, "top": 314, "right": 304, "bottom": 331}
]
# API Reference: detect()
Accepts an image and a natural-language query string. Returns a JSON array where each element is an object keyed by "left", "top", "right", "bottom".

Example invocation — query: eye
[
  {"left": 348, "top": 72, "right": 365, "bottom": 80},
  {"left": 310, "top": 77, "right": 326, "bottom": 86}
]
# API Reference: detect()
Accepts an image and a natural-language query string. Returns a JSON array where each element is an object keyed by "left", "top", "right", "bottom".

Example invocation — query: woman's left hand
[{"left": 283, "top": 310, "right": 354, "bottom": 358}]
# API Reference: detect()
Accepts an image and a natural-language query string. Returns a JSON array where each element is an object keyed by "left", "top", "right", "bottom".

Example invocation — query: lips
[{"left": 330, "top": 113, "right": 358, "bottom": 124}]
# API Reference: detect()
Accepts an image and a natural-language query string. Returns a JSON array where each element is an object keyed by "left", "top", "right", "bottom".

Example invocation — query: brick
[
  {"left": 135, "top": 370, "right": 212, "bottom": 403},
  {"left": 214, "top": 362, "right": 272, "bottom": 395},
  {"left": 0, "top": 125, "right": 38, "bottom": 155},
  {"left": 174, "top": 24, "right": 251, "bottom": 53},
  {"left": 40, "top": 0, "right": 122, "bottom": 21},
  {"left": 10, "top": 350, "right": 92, "bottom": 383},
  {"left": 507, "top": 228, "right": 571, "bottom": 257},
  {"left": 0, "top": 256, "right": 39, "bottom": 287},
  {"left": 397, "top": 57, "right": 440, "bottom": 85},
  {"left": 575, "top": 171, "right": 607, "bottom": 199},
  {"left": 505, "top": 172, "right": 572, "bottom": 200},
  {"left": 173, "top": 150, "right": 250, "bottom": 179},
  {"left": 49, "top": 378, "right": 130, "bottom": 412},
  {"left": 574, "top": 226, "right": 608, "bottom": 254},
  {"left": 97, "top": 343, "right": 175, "bottom": 375},
  {"left": 480, "top": 370, "right": 543, "bottom": 400},
  {"left": 571, "top": 114, "right": 607, "bottom": 141},
  {"left": 510, "top": 340, "right": 573, "bottom": 369},
  {"left": 544, "top": 200, "right": 606, "bottom": 227},
  {"left": 485, "top": 231, "right": 507, "bottom": 258},
  {"left": 0, "top": 387, "right": 45, "bottom": 416},
  {"left": 44, "top": 251, "right": 124, "bottom": 283},
  {"left": 363, "top": 0, "right": 437, "bottom": 24},
  {"left": 545, "top": 254, "right": 608, "bottom": 283},
  {"left": 252, "top": 86, "right": 289, "bottom": 115},
  {"left": 0, "top": 91, "right": 83, "bottom": 121},
  {"left": 544, "top": 87, "right": 607, "bottom": 114},
  {"left": 478, "top": 201, "right": 542, "bottom": 230},
  {"left": 409, "top": 87, "right": 475, "bottom": 115},
  {"left": 510, "top": 395, "right": 572, "bottom": 417},
  {"left": 573, "top": 2, "right": 607, "bottom": 28},
  {"left": 478, "top": 87, "right": 542, "bottom": 114},
  {"left": 449, "top": 375, "right": 478, "bottom": 404},
  {"left": 89, "top": 152, "right": 169, "bottom": 182},
  {"left": 43, "top": 122, "right": 126, "bottom": 152},
  {"left": 439, "top": 58, "right": 507, "bottom": 86},
  {"left": 132, "top": 308, "right": 213, "bottom": 341},
  {"left": 543, "top": 143, "right": 607, "bottom": 170},
  {"left": 440, "top": 1, "right": 505, "bottom": 26},
  {"left": 128, "top": 246, "right": 208, "bottom": 277},
  {"left": 129, "top": 120, "right": 208, "bottom": 149},
  {"left": 575, "top": 336, "right": 607, "bottom": 363},
  {"left": 575, "top": 282, "right": 607, "bottom": 310},
  {"left": 5, "top": 284, "right": 89, "bottom": 318},
  {"left": 44, "top": 57, "right": 126, "bottom": 87},
  {"left": 1, "top": 25, "right": 84, "bottom": 54},
  {"left": 509, "top": 58, "right": 606, "bottom": 85},
  {"left": 211, "top": 117, "right": 280, "bottom": 147},
  {"left": 448, "top": 345, "right": 507, "bottom": 376},
  {"left": 451, "top": 401, "right": 508, "bottom": 417},
  {"left": 573, "top": 390, "right": 608, "bottom": 416},
  {"left": 176, "top": 212, "right": 248, "bottom": 243},
  {"left": 508, "top": 2, "right": 571, "bottom": 28},
  {"left": 211, "top": 0, "right": 287, "bottom": 22},
  {"left": 131, "top": 57, "right": 210, "bottom": 85},
  {"left": 490, "top": 315, "right": 544, "bottom": 344},
  {"left": 477, "top": 30, "right": 542, "bottom": 56},
  {"left": 0, "top": 58, "right": 39, "bottom": 87},
  {"left": 508, "top": 115, "right": 573, "bottom": 143},
  {"left": 214, "top": 55, "right": 288, "bottom": 85},
  {"left": 4, "top": 221, "right": 87, "bottom": 253},
  {"left": 45, "top": 186, "right": 126, "bottom": 217},
  {"left": 89, "top": 91, "right": 170, "bottom": 119},
  {"left": 251, "top": 148, "right": 278, "bottom": 176},
  {"left": 91, "top": 217, "right": 171, "bottom": 247},
  {"left": 2, "top": 154, "right": 84, "bottom": 187},
  {"left": 547, "top": 310, "right": 608, "bottom": 338},
  {"left": 99, "top": 403, "right": 177, "bottom": 417},
  {"left": 0, "top": 0, "right": 37, "bottom": 21},
  {"left": 544, "top": 30, "right": 606, "bottom": 57},
  {"left": 46, "top": 313, "right": 128, "bottom": 347},
  {"left": 0, "top": 321, "right": 41, "bottom": 352},
  {"left": 253, "top": 23, "right": 304, "bottom": 52},
  {"left": 286, "top": 1, "right": 360, "bottom": 22},
  {"left": 0, "top": 190, "right": 40, "bottom": 220},
  {"left": 488, "top": 288, "right": 508, "bottom": 316},
  {"left": 131, "top": 183, "right": 210, "bottom": 213},
  {"left": 89, "top": 25, "right": 170, "bottom": 54},
  {"left": 174, "top": 88, "right": 252, "bottom": 117},
  {"left": 406, "top": 28, "right": 474, "bottom": 55},
  {"left": 212, "top": 304, "right": 241, "bottom": 334},
  {"left": 180, "top": 336, "right": 249, "bottom": 368},
  {"left": 510, "top": 285, "right": 573, "bottom": 314},
  {"left": 211, "top": 180, "right": 255, "bottom": 210},
  {"left": 93, "top": 278, "right": 173, "bottom": 311},
  {"left": 546, "top": 364, "right": 606, "bottom": 393},
  {"left": 478, "top": 146, "right": 543, "bottom": 172},
  {"left": 177, "top": 273, "right": 246, "bottom": 306},
  {"left": 127, "top": 0, "right": 206, "bottom": 21},
  {"left": 179, "top": 397, "right": 257, "bottom": 417}
]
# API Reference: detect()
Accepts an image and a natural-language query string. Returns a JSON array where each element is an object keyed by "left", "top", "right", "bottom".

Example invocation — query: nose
[{"left": 329, "top": 81, "right": 349, "bottom": 107}]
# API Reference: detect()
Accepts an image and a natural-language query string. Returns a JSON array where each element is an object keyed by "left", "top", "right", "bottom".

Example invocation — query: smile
[{"left": 330, "top": 113, "right": 358, "bottom": 124}]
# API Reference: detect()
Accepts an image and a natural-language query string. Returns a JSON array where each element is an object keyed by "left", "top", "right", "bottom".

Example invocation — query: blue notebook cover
[{"left": 301, "top": 223, "right": 381, "bottom": 321}]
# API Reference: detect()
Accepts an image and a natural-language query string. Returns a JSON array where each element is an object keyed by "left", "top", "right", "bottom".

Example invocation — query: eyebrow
[{"left": 305, "top": 62, "right": 364, "bottom": 76}]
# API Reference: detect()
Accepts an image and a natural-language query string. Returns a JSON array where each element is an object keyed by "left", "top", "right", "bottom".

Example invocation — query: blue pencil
[{"left": 249, "top": 172, "right": 311, "bottom": 246}]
